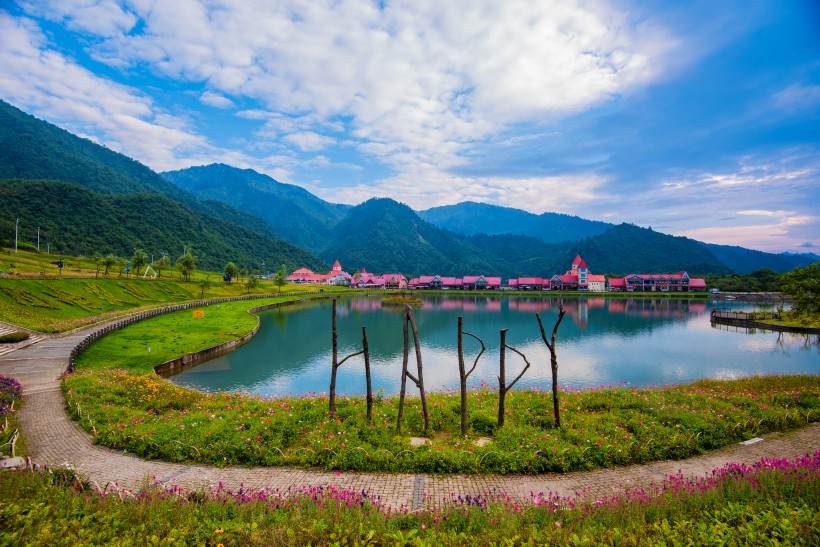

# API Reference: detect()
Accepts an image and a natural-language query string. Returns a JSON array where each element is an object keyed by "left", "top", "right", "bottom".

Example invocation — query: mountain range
[{"left": 0, "top": 99, "right": 815, "bottom": 278}]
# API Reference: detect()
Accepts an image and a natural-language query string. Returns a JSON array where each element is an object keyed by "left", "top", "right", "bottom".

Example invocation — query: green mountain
[
  {"left": 701, "top": 242, "right": 815, "bottom": 273},
  {"left": 418, "top": 201, "right": 612, "bottom": 243},
  {"left": 469, "top": 224, "right": 732, "bottom": 277},
  {"left": 0, "top": 179, "right": 324, "bottom": 272},
  {"left": 161, "top": 164, "right": 349, "bottom": 253},
  {"left": 0, "top": 100, "right": 325, "bottom": 272},
  {"left": 320, "top": 198, "right": 514, "bottom": 277}
]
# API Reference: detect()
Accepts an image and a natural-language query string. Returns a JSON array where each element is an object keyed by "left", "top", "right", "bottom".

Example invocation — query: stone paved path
[{"left": 1, "top": 322, "right": 818, "bottom": 509}]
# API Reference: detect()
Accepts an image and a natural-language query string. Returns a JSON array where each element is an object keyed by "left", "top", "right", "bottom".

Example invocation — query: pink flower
[
  {"left": 533, "top": 497, "right": 541, "bottom": 506},
  {"left": 422, "top": 524, "right": 426, "bottom": 530},
  {"left": 555, "top": 521, "right": 562, "bottom": 528}
]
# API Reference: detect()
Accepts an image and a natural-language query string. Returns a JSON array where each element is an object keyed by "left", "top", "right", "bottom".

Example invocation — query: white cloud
[
  {"left": 773, "top": 83, "right": 820, "bottom": 113},
  {"left": 199, "top": 91, "right": 234, "bottom": 109},
  {"left": 32, "top": 0, "right": 672, "bottom": 176},
  {"left": 282, "top": 131, "right": 336, "bottom": 152},
  {"left": 19, "top": 0, "right": 137, "bottom": 37}
]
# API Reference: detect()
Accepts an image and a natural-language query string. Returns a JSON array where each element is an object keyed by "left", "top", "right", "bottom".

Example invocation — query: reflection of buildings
[{"left": 288, "top": 260, "right": 352, "bottom": 285}]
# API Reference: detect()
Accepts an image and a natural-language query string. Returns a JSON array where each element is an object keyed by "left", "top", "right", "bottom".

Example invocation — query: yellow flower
[{"left": 215, "top": 528, "right": 224, "bottom": 534}]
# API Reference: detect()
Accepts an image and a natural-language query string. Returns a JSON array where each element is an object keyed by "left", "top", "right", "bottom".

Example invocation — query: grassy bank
[
  {"left": 0, "top": 273, "right": 350, "bottom": 332},
  {"left": 2, "top": 451, "right": 818, "bottom": 545},
  {"left": 72, "top": 296, "right": 308, "bottom": 373},
  {"left": 63, "top": 371, "right": 820, "bottom": 474}
]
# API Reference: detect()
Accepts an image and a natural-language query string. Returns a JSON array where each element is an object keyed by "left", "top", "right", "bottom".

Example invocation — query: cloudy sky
[{"left": 1, "top": 1, "right": 819, "bottom": 254}]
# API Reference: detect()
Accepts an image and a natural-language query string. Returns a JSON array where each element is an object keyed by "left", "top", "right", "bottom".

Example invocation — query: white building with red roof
[
  {"left": 287, "top": 260, "right": 352, "bottom": 285},
  {"left": 607, "top": 272, "right": 707, "bottom": 292},
  {"left": 550, "top": 254, "right": 605, "bottom": 291}
]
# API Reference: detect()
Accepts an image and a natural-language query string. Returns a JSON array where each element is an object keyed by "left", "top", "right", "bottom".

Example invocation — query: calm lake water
[{"left": 167, "top": 296, "right": 819, "bottom": 397}]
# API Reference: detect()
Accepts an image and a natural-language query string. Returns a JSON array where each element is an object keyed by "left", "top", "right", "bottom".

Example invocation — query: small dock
[{"left": 710, "top": 309, "right": 820, "bottom": 334}]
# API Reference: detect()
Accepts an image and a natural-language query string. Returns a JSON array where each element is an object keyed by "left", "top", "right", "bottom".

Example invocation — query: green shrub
[{"left": 0, "top": 332, "right": 29, "bottom": 344}]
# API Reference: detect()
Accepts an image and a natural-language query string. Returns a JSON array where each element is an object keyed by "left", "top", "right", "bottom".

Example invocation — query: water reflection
[{"left": 168, "top": 296, "right": 819, "bottom": 397}]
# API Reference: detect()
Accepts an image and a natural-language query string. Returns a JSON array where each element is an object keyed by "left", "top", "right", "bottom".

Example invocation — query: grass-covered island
[{"left": 381, "top": 295, "right": 424, "bottom": 307}]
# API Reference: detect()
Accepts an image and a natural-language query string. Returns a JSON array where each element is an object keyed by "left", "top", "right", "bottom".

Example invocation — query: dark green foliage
[
  {"left": 0, "top": 100, "right": 326, "bottom": 272},
  {"left": 781, "top": 262, "right": 820, "bottom": 315},
  {"left": 419, "top": 201, "right": 612, "bottom": 243},
  {"left": 0, "top": 179, "right": 325, "bottom": 272},
  {"left": 0, "top": 331, "right": 29, "bottom": 343},
  {"left": 162, "top": 163, "right": 350, "bottom": 253},
  {"left": 704, "top": 268, "right": 784, "bottom": 292}
]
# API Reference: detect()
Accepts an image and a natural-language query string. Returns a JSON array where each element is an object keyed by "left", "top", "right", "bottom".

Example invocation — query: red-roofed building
[
  {"left": 607, "top": 271, "right": 708, "bottom": 292},
  {"left": 508, "top": 277, "right": 549, "bottom": 290},
  {"left": 550, "top": 254, "right": 605, "bottom": 292},
  {"left": 287, "top": 260, "right": 351, "bottom": 285}
]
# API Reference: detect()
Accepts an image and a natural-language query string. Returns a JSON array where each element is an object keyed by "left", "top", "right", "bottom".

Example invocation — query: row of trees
[{"left": 91, "top": 250, "right": 290, "bottom": 295}]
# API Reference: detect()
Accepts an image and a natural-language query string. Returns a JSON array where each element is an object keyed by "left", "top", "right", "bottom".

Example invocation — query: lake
[{"left": 167, "top": 295, "right": 819, "bottom": 397}]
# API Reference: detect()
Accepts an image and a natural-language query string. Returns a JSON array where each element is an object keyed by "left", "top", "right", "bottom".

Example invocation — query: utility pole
[
  {"left": 37, "top": 227, "right": 40, "bottom": 251},
  {"left": 14, "top": 218, "right": 18, "bottom": 254}
]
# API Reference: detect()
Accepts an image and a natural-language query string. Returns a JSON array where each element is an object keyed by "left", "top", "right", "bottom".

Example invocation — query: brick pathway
[{"left": 1, "top": 324, "right": 818, "bottom": 509}]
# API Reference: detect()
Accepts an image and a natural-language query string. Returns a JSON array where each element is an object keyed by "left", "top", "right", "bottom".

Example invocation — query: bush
[{"left": 0, "top": 332, "right": 29, "bottom": 344}]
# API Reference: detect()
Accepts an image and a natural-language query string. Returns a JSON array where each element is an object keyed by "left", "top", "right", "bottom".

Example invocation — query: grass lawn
[
  {"left": 0, "top": 251, "right": 353, "bottom": 332},
  {"left": 73, "top": 296, "right": 305, "bottom": 372}
]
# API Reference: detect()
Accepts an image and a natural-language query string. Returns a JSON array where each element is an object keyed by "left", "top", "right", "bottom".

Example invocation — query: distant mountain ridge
[
  {"left": 161, "top": 164, "right": 349, "bottom": 254},
  {"left": 418, "top": 201, "right": 612, "bottom": 244}
]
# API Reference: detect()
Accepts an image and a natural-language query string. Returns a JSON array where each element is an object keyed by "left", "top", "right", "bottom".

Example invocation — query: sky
[{"left": 1, "top": 1, "right": 819, "bottom": 254}]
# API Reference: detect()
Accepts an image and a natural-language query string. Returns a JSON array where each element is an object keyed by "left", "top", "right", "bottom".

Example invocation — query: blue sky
[{"left": 1, "top": 1, "right": 818, "bottom": 254}]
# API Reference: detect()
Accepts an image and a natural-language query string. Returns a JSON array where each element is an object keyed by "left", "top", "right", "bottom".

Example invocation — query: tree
[
  {"left": 131, "top": 249, "right": 148, "bottom": 277},
  {"left": 153, "top": 255, "right": 171, "bottom": 278},
  {"left": 274, "top": 264, "right": 288, "bottom": 294},
  {"left": 240, "top": 267, "right": 248, "bottom": 283},
  {"left": 102, "top": 254, "right": 117, "bottom": 276},
  {"left": 781, "top": 263, "right": 820, "bottom": 316},
  {"left": 93, "top": 253, "right": 103, "bottom": 278},
  {"left": 198, "top": 276, "right": 211, "bottom": 300},
  {"left": 115, "top": 256, "right": 127, "bottom": 276},
  {"left": 223, "top": 261, "right": 238, "bottom": 282},
  {"left": 457, "top": 316, "right": 485, "bottom": 435},
  {"left": 536, "top": 301, "right": 567, "bottom": 428},
  {"left": 245, "top": 274, "right": 259, "bottom": 294},
  {"left": 176, "top": 252, "right": 196, "bottom": 281}
]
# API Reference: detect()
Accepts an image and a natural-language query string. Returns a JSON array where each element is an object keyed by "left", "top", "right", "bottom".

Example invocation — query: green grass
[
  {"left": 763, "top": 310, "right": 820, "bottom": 329},
  {"left": 1, "top": 451, "right": 818, "bottom": 545},
  {"left": 0, "top": 250, "right": 354, "bottom": 332},
  {"left": 74, "top": 296, "right": 304, "bottom": 373},
  {"left": 63, "top": 369, "right": 820, "bottom": 473}
]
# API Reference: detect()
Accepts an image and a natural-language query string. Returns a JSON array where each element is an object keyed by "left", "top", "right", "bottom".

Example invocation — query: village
[{"left": 287, "top": 254, "right": 708, "bottom": 292}]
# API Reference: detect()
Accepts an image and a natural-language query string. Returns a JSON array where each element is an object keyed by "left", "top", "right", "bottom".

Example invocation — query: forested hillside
[
  {"left": 162, "top": 164, "right": 349, "bottom": 253},
  {"left": 320, "top": 198, "right": 514, "bottom": 276},
  {"left": 419, "top": 201, "right": 612, "bottom": 243},
  {"left": 0, "top": 179, "right": 325, "bottom": 272}
]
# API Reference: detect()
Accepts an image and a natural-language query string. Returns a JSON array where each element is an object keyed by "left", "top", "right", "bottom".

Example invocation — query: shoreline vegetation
[
  {"left": 1, "top": 451, "right": 818, "bottom": 545},
  {"left": 63, "top": 367, "right": 820, "bottom": 473}
]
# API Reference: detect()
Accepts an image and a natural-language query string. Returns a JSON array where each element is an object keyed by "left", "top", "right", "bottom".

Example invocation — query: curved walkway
[{"left": 1, "top": 322, "right": 819, "bottom": 510}]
